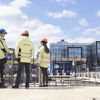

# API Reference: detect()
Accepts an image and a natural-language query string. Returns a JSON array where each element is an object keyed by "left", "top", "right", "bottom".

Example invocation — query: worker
[
  {"left": 72, "top": 57, "right": 77, "bottom": 77},
  {"left": 38, "top": 38, "right": 50, "bottom": 87},
  {"left": 0, "top": 28, "right": 13, "bottom": 88},
  {"left": 12, "top": 30, "right": 34, "bottom": 88}
]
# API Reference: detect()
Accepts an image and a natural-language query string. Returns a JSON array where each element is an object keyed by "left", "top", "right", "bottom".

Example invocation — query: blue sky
[{"left": 0, "top": 0, "right": 100, "bottom": 56}]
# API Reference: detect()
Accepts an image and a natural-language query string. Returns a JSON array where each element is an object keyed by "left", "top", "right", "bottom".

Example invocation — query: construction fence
[{"left": 2, "top": 62, "right": 100, "bottom": 87}]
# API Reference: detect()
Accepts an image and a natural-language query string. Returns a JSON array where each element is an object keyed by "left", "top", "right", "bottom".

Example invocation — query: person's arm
[
  {"left": 30, "top": 43, "right": 34, "bottom": 64},
  {"left": 15, "top": 41, "right": 21, "bottom": 58},
  {"left": 31, "top": 43, "right": 34, "bottom": 57},
  {"left": 38, "top": 47, "right": 43, "bottom": 64},
  {"left": 0, "top": 41, "right": 4, "bottom": 50},
  {"left": 2, "top": 39, "right": 13, "bottom": 54}
]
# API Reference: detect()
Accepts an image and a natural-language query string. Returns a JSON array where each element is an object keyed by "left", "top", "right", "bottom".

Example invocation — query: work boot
[
  {"left": 42, "top": 84, "right": 46, "bottom": 87},
  {"left": 0, "top": 83, "right": 3, "bottom": 86},
  {"left": 12, "top": 85, "right": 19, "bottom": 88},
  {"left": 39, "top": 84, "right": 43, "bottom": 87},
  {"left": 0, "top": 85, "right": 7, "bottom": 88},
  {"left": 25, "top": 86, "right": 29, "bottom": 89},
  {"left": 45, "top": 84, "right": 48, "bottom": 87},
  {"left": 0, "top": 83, "right": 7, "bottom": 88}
]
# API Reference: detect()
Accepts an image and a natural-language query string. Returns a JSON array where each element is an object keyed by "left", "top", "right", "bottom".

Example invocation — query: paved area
[{"left": 0, "top": 86, "right": 100, "bottom": 100}]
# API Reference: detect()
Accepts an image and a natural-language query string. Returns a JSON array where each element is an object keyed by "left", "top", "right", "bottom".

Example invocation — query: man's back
[{"left": 15, "top": 36, "right": 34, "bottom": 63}]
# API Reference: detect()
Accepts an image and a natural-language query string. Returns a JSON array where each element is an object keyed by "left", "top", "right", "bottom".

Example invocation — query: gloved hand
[{"left": 12, "top": 50, "right": 15, "bottom": 55}]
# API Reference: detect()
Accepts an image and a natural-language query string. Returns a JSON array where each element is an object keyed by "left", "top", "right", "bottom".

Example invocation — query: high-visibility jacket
[
  {"left": 15, "top": 36, "right": 34, "bottom": 63},
  {"left": 72, "top": 59, "right": 76, "bottom": 66},
  {"left": 0, "top": 36, "right": 13, "bottom": 59},
  {"left": 38, "top": 46, "right": 50, "bottom": 68}
]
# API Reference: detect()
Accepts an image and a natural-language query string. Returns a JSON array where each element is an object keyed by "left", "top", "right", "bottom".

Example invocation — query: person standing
[
  {"left": 12, "top": 30, "right": 34, "bottom": 88},
  {"left": 38, "top": 38, "right": 50, "bottom": 87},
  {"left": 72, "top": 57, "right": 77, "bottom": 77},
  {"left": 0, "top": 28, "right": 13, "bottom": 88}
]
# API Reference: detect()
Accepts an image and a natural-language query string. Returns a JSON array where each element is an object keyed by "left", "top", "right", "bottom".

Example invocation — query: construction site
[
  {"left": 3, "top": 40, "right": 100, "bottom": 87},
  {"left": 0, "top": 0, "right": 100, "bottom": 100},
  {"left": 0, "top": 40, "right": 100, "bottom": 100}
]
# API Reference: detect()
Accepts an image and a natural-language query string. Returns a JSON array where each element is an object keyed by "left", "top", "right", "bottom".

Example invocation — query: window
[{"left": 68, "top": 47, "right": 82, "bottom": 58}]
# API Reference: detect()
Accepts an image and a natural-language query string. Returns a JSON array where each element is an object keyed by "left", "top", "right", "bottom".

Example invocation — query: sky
[{"left": 0, "top": 0, "right": 100, "bottom": 56}]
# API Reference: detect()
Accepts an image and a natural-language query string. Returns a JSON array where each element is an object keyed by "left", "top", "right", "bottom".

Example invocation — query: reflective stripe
[
  {"left": 0, "top": 47, "right": 4, "bottom": 49},
  {"left": 19, "top": 52, "right": 31, "bottom": 55},
  {"left": 18, "top": 56, "right": 31, "bottom": 59},
  {"left": 0, "top": 54, "right": 5, "bottom": 59},
  {"left": 39, "top": 61, "right": 50, "bottom": 63},
  {"left": 39, "top": 56, "right": 50, "bottom": 59},
  {"left": 0, "top": 56, "right": 5, "bottom": 59},
  {"left": 42, "top": 57, "right": 50, "bottom": 59}
]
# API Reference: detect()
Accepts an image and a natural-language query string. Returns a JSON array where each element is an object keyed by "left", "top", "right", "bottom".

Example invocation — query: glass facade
[
  {"left": 50, "top": 42, "right": 89, "bottom": 59},
  {"left": 91, "top": 42, "right": 96, "bottom": 66},
  {"left": 68, "top": 47, "right": 82, "bottom": 58},
  {"left": 50, "top": 40, "right": 100, "bottom": 75},
  {"left": 95, "top": 41, "right": 100, "bottom": 66},
  {"left": 91, "top": 41, "right": 100, "bottom": 67},
  {"left": 97, "top": 41, "right": 100, "bottom": 59}
]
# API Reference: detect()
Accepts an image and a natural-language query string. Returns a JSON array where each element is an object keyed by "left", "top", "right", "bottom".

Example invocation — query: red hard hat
[
  {"left": 22, "top": 30, "right": 29, "bottom": 35},
  {"left": 40, "top": 38, "right": 48, "bottom": 43}
]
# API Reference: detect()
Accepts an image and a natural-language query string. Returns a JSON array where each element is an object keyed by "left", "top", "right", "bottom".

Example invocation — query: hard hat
[
  {"left": 22, "top": 30, "right": 29, "bottom": 35},
  {"left": 0, "top": 28, "right": 7, "bottom": 34},
  {"left": 40, "top": 38, "right": 48, "bottom": 43}
]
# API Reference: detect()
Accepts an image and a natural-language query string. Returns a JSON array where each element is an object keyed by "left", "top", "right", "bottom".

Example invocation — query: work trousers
[
  {"left": 0, "top": 58, "right": 7, "bottom": 85},
  {"left": 0, "top": 63, "right": 4, "bottom": 84},
  {"left": 40, "top": 67, "right": 48, "bottom": 85},
  {"left": 15, "top": 63, "right": 30, "bottom": 87}
]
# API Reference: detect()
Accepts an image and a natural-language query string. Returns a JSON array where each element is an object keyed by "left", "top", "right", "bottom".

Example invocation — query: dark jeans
[
  {"left": 0, "top": 63, "right": 4, "bottom": 84},
  {"left": 0, "top": 58, "right": 7, "bottom": 85},
  {"left": 15, "top": 63, "right": 30, "bottom": 87},
  {"left": 40, "top": 67, "right": 48, "bottom": 85}
]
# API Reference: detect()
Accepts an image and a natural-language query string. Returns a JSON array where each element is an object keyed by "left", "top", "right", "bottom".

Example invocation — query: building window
[{"left": 68, "top": 47, "right": 82, "bottom": 58}]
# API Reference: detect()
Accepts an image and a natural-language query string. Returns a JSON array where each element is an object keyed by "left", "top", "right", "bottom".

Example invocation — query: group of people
[{"left": 0, "top": 28, "right": 50, "bottom": 88}]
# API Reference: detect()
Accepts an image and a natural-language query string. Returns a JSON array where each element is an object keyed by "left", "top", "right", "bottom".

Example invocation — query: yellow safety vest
[
  {"left": 38, "top": 46, "right": 50, "bottom": 68},
  {"left": 72, "top": 59, "right": 76, "bottom": 66},
  {"left": 0, "top": 36, "right": 13, "bottom": 59},
  {"left": 15, "top": 36, "right": 34, "bottom": 63}
]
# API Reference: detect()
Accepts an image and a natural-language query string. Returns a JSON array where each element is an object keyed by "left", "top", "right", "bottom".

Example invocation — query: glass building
[
  {"left": 50, "top": 40, "right": 100, "bottom": 75},
  {"left": 91, "top": 41, "right": 100, "bottom": 71}
]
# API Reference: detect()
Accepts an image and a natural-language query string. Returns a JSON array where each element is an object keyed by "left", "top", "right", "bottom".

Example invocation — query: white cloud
[
  {"left": 48, "top": 10, "right": 77, "bottom": 19},
  {"left": 97, "top": 10, "right": 100, "bottom": 17},
  {"left": 0, "top": 0, "right": 66, "bottom": 57},
  {"left": 28, "top": 23, "right": 64, "bottom": 43},
  {"left": 0, "top": 5, "right": 28, "bottom": 26},
  {"left": 78, "top": 18, "right": 89, "bottom": 26},
  {"left": 10, "top": 0, "right": 31, "bottom": 8},
  {"left": 22, "top": 20, "right": 42, "bottom": 30},
  {"left": 67, "top": 37, "right": 95, "bottom": 43},
  {"left": 82, "top": 27, "right": 100, "bottom": 35}
]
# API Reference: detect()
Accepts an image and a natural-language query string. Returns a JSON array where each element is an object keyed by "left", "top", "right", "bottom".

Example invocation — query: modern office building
[{"left": 50, "top": 40, "right": 100, "bottom": 75}]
